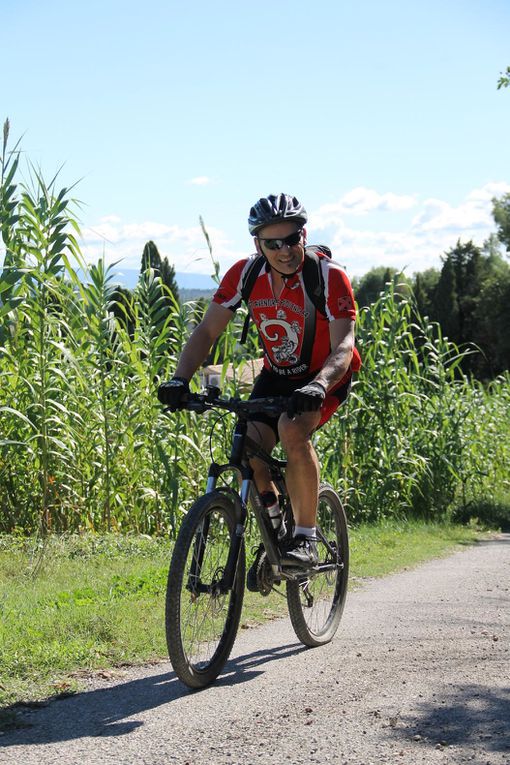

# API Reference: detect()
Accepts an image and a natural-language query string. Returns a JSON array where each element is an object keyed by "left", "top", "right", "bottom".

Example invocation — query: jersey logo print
[
  {"left": 259, "top": 311, "right": 302, "bottom": 365},
  {"left": 338, "top": 295, "right": 353, "bottom": 312}
]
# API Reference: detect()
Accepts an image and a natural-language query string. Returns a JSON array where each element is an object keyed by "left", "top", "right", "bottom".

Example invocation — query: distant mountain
[
  {"left": 110, "top": 269, "right": 217, "bottom": 290},
  {"left": 179, "top": 287, "right": 215, "bottom": 302}
]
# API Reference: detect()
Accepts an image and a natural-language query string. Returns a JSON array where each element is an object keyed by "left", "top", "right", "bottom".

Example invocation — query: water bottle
[{"left": 261, "top": 491, "right": 286, "bottom": 539}]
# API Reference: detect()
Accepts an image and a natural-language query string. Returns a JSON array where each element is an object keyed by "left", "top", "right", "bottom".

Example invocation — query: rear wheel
[
  {"left": 165, "top": 492, "right": 245, "bottom": 688},
  {"left": 286, "top": 484, "right": 349, "bottom": 646}
]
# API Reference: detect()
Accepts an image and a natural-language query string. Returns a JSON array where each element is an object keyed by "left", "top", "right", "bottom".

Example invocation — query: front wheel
[
  {"left": 286, "top": 484, "right": 349, "bottom": 647},
  {"left": 165, "top": 492, "right": 245, "bottom": 688}
]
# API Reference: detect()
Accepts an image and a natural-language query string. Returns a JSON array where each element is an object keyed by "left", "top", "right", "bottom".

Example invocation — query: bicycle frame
[
  {"left": 180, "top": 389, "right": 340, "bottom": 597},
  {"left": 198, "top": 416, "right": 289, "bottom": 595}
]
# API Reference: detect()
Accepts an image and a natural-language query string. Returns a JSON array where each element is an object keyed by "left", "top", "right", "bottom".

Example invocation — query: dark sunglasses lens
[
  {"left": 285, "top": 231, "right": 301, "bottom": 246},
  {"left": 264, "top": 239, "right": 283, "bottom": 250},
  {"left": 262, "top": 231, "right": 301, "bottom": 250}
]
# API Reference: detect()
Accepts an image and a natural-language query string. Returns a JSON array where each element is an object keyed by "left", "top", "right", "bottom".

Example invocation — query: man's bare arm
[
  {"left": 312, "top": 318, "right": 355, "bottom": 392},
  {"left": 174, "top": 302, "right": 233, "bottom": 380}
]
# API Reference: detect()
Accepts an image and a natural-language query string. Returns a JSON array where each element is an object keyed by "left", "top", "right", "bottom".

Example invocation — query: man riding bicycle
[{"left": 158, "top": 193, "right": 361, "bottom": 578}]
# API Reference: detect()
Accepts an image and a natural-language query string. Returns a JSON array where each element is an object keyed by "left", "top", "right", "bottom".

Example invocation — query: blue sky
[{"left": 2, "top": 0, "right": 510, "bottom": 282}]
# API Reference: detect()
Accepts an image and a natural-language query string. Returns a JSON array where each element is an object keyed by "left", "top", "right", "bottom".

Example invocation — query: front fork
[
  {"left": 190, "top": 463, "right": 252, "bottom": 596},
  {"left": 219, "top": 474, "right": 251, "bottom": 593}
]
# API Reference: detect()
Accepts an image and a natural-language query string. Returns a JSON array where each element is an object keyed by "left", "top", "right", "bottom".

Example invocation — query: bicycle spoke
[
  {"left": 166, "top": 493, "right": 245, "bottom": 687},
  {"left": 286, "top": 484, "right": 349, "bottom": 646}
]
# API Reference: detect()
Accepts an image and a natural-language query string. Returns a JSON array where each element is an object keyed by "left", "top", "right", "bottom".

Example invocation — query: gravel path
[{"left": 1, "top": 535, "right": 509, "bottom": 765}]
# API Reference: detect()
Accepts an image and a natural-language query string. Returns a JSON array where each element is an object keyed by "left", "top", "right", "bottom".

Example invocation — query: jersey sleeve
[
  {"left": 211, "top": 259, "right": 249, "bottom": 312},
  {"left": 323, "top": 261, "right": 357, "bottom": 322}
]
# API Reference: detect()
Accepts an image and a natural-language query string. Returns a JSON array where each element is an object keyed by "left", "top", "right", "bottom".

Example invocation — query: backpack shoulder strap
[
  {"left": 303, "top": 245, "right": 331, "bottom": 316},
  {"left": 240, "top": 254, "right": 265, "bottom": 303},
  {"left": 240, "top": 254, "right": 265, "bottom": 344}
]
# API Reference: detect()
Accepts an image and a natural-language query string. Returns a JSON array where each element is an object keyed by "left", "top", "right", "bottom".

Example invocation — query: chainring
[{"left": 256, "top": 551, "right": 275, "bottom": 596}]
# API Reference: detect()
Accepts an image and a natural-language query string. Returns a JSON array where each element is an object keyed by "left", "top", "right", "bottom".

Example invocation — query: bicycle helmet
[{"left": 248, "top": 193, "right": 308, "bottom": 235}]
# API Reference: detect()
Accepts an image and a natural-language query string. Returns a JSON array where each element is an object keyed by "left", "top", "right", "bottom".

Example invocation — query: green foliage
[
  {"left": 410, "top": 237, "right": 510, "bottom": 379},
  {"left": 492, "top": 193, "right": 510, "bottom": 251},
  {"left": 352, "top": 266, "right": 411, "bottom": 308},
  {"left": 316, "top": 283, "right": 510, "bottom": 524},
  {"left": 140, "top": 239, "right": 179, "bottom": 302},
  {"left": 497, "top": 66, "right": 510, "bottom": 90},
  {"left": 1, "top": 127, "right": 509, "bottom": 535}
]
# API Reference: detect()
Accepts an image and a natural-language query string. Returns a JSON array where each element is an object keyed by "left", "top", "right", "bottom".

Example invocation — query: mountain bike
[{"left": 164, "top": 386, "right": 349, "bottom": 689}]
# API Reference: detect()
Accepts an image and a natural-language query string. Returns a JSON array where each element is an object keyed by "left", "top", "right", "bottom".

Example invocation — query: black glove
[
  {"left": 288, "top": 381, "right": 327, "bottom": 417},
  {"left": 157, "top": 377, "right": 190, "bottom": 411}
]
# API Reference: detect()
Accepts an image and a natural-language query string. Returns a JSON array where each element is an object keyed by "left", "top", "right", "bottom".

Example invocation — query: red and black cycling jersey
[{"left": 213, "top": 254, "right": 361, "bottom": 385}]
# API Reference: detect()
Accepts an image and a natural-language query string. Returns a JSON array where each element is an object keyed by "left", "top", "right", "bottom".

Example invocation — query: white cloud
[
  {"left": 80, "top": 216, "right": 245, "bottom": 274},
  {"left": 78, "top": 181, "right": 510, "bottom": 282},
  {"left": 309, "top": 181, "right": 510, "bottom": 277},
  {"left": 411, "top": 181, "right": 510, "bottom": 234},
  {"left": 310, "top": 187, "right": 417, "bottom": 229},
  {"left": 466, "top": 181, "right": 510, "bottom": 203},
  {"left": 411, "top": 197, "right": 491, "bottom": 233},
  {"left": 188, "top": 176, "right": 212, "bottom": 186}
]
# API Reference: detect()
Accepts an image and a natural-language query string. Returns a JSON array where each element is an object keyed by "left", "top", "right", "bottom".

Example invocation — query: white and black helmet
[{"left": 248, "top": 193, "right": 308, "bottom": 235}]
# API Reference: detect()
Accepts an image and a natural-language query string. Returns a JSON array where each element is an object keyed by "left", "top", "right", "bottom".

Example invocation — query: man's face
[{"left": 254, "top": 221, "right": 306, "bottom": 276}]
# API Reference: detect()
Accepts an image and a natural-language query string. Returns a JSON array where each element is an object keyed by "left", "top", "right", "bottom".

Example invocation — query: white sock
[{"left": 294, "top": 525, "right": 316, "bottom": 538}]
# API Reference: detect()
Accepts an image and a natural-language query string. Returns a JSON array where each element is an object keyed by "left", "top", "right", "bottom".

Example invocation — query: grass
[
  {"left": 0, "top": 534, "right": 172, "bottom": 713},
  {"left": 349, "top": 520, "right": 484, "bottom": 579},
  {"left": 0, "top": 522, "right": 489, "bottom": 724}
]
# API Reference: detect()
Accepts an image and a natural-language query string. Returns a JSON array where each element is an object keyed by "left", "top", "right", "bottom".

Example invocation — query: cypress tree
[
  {"left": 141, "top": 240, "right": 162, "bottom": 273},
  {"left": 140, "top": 240, "right": 179, "bottom": 303},
  {"left": 433, "top": 255, "right": 460, "bottom": 343},
  {"left": 413, "top": 273, "right": 429, "bottom": 318},
  {"left": 160, "top": 256, "right": 179, "bottom": 304}
]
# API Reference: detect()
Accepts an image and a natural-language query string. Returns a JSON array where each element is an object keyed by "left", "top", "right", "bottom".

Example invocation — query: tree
[
  {"left": 492, "top": 194, "right": 510, "bottom": 252},
  {"left": 352, "top": 266, "right": 398, "bottom": 307},
  {"left": 427, "top": 239, "right": 510, "bottom": 378},
  {"left": 476, "top": 269, "right": 510, "bottom": 375},
  {"left": 412, "top": 268, "right": 440, "bottom": 318},
  {"left": 141, "top": 240, "right": 161, "bottom": 272},
  {"left": 140, "top": 240, "right": 179, "bottom": 303},
  {"left": 159, "top": 256, "right": 179, "bottom": 303},
  {"left": 433, "top": 254, "right": 461, "bottom": 342},
  {"left": 111, "top": 285, "right": 135, "bottom": 336}
]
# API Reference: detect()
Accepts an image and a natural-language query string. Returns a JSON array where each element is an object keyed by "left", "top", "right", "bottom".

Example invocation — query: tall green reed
[
  {"left": 0, "top": 150, "right": 84, "bottom": 533},
  {"left": 1, "top": 128, "right": 508, "bottom": 534},
  {"left": 317, "top": 282, "right": 509, "bottom": 523}
]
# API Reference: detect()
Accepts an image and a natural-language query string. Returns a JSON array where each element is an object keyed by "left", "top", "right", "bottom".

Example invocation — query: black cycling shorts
[{"left": 248, "top": 367, "right": 352, "bottom": 440}]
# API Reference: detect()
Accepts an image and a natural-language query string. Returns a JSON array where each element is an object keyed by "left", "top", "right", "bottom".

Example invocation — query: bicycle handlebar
[{"left": 167, "top": 387, "right": 291, "bottom": 419}]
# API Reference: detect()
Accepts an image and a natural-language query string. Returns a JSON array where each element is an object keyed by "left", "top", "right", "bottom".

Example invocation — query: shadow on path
[
  {"left": 388, "top": 684, "right": 510, "bottom": 754},
  {"left": 1, "top": 641, "right": 303, "bottom": 747},
  {"left": 471, "top": 533, "right": 510, "bottom": 549}
]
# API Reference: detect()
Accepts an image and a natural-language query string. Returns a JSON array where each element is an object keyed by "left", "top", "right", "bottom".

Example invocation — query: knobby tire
[
  {"left": 286, "top": 483, "right": 349, "bottom": 646},
  {"left": 165, "top": 492, "right": 245, "bottom": 689}
]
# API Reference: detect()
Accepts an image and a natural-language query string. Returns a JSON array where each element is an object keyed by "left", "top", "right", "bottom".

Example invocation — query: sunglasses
[{"left": 257, "top": 229, "right": 303, "bottom": 250}]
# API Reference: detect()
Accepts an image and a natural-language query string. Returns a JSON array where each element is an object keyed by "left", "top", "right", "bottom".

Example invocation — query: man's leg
[
  {"left": 278, "top": 410, "right": 322, "bottom": 528},
  {"left": 245, "top": 421, "right": 277, "bottom": 592},
  {"left": 246, "top": 421, "right": 277, "bottom": 494}
]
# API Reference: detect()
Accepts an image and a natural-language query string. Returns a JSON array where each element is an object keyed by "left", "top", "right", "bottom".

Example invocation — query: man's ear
[
  {"left": 254, "top": 237, "right": 263, "bottom": 256},
  {"left": 302, "top": 227, "right": 307, "bottom": 245}
]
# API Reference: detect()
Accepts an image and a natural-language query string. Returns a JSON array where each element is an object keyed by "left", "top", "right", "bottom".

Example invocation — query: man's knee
[{"left": 278, "top": 412, "right": 319, "bottom": 452}]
